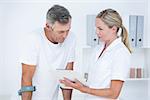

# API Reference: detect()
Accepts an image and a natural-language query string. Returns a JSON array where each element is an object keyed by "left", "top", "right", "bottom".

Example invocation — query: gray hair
[
  {"left": 96, "top": 9, "right": 132, "bottom": 53},
  {"left": 46, "top": 5, "right": 71, "bottom": 25}
]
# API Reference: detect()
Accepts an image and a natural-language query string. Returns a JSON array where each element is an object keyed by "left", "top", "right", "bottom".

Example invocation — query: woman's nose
[{"left": 96, "top": 30, "right": 100, "bottom": 35}]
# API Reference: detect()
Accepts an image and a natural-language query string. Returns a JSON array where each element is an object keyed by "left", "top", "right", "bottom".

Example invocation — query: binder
[
  {"left": 136, "top": 16, "right": 144, "bottom": 47},
  {"left": 129, "top": 15, "right": 144, "bottom": 48},
  {"left": 87, "top": 15, "right": 98, "bottom": 47},
  {"left": 129, "top": 15, "right": 137, "bottom": 47}
]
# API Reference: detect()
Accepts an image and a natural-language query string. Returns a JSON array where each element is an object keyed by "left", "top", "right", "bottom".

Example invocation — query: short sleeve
[
  {"left": 111, "top": 49, "right": 131, "bottom": 81},
  {"left": 19, "top": 33, "right": 39, "bottom": 66}
]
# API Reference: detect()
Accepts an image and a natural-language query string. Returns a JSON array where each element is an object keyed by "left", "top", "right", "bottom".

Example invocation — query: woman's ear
[{"left": 112, "top": 26, "right": 118, "bottom": 33}]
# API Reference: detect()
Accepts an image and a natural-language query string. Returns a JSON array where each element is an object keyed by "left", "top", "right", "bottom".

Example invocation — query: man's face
[{"left": 48, "top": 19, "right": 71, "bottom": 43}]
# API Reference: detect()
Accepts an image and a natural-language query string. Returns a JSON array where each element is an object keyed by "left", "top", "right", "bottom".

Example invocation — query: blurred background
[{"left": 0, "top": 0, "right": 150, "bottom": 100}]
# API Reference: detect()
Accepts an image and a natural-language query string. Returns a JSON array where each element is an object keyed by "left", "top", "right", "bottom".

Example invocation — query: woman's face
[{"left": 95, "top": 18, "right": 114, "bottom": 42}]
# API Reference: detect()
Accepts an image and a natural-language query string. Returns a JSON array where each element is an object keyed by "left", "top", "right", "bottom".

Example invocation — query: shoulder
[
  {"left": 113, "top": 43, "right": 131, "bottom": 60},
  {"left": 22, "top": 28, "right": 42, "bottom": 48}
]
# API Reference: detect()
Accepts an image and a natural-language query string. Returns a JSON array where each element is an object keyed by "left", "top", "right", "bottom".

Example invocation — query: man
[{"left": 19, "top": 5, "right": 76, "bottom": 100}]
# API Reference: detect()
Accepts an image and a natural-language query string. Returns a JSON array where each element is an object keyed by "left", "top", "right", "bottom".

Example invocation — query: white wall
[
  {"left": 148, "top": 0, "right": 150, "bottom": 97},
  {"left": 0, "top": 0, "right": 149, "bottom": 99}
]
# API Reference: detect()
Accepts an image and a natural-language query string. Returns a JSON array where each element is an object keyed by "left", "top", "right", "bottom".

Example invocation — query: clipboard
[{"left": 56, "top": 69, "right": 86, "bottom": 89}]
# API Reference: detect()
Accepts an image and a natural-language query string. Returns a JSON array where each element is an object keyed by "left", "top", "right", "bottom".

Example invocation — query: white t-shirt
[
  {"left": 19, "top": 29, "right": 76, "bottom": 100},
  {"left": 84, "top": 38, "right": 131, "bottom": 100}
]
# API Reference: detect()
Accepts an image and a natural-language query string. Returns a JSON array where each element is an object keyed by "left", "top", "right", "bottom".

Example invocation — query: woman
[{"left": 60, "top": 9, "right": 131, "bottom": 100}]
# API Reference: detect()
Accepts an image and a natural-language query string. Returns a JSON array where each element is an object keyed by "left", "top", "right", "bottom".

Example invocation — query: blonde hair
[{"left": 96, "top": 9, "right": 132, "bottom": 53}]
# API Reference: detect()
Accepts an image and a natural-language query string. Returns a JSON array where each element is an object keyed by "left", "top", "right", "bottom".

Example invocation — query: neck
[
  {"left": 44, "top": 32, "right": 58, "bottom": 44},
  {"left": 105, "top": 36, "right": 117, "bottom": 48}
]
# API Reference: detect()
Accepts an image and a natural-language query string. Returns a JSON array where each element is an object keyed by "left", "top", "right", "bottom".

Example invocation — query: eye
[
  {"left": 57, "top": 31, "right": 64, "bottom": 34},
  {"left": 66, "top": 30, "right": 70, "bottom": 33},
  {"left": 96, "top": 27, "right": 102, "bottom": 31},
  {"left": 98, "top": 27, "right": 102, "bottom": 30}
]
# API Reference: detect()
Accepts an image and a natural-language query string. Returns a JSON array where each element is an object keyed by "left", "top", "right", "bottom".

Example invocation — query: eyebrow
[{"left": 59, "top": 29, "right": 70, "bottom": 33}]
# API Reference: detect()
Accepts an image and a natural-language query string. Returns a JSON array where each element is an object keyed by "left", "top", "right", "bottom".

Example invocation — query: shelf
[{"left": 126, "top": 78, "right": 150, "bottom": 81}]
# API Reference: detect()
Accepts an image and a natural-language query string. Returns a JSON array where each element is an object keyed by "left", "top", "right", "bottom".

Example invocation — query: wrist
[{"left": 82, "top": 86, "right": 90, "bottom": 94}]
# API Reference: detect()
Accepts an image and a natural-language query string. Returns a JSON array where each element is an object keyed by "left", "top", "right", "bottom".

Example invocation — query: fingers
[
  {"left": 60, "top": 77, "right": 75, "bottom": 88},
  {"left": 74, "top": 78, "right": 82, "bottom": 84}
]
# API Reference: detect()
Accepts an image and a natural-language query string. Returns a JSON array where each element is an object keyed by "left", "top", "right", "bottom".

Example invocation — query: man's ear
[
  {"left": 46, "top": 23, "right": 54, "bottom": 30},
  {"left": 46, "top": 23, "right": 50, "bottom": 28}
]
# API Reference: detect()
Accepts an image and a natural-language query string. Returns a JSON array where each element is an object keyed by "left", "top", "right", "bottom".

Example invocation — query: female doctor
[{"left": 60, "top": 9, "right": 131, "bottom": 100}]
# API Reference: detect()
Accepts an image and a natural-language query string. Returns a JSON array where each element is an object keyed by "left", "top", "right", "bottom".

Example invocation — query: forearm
[
  {"left": 62, "top": 89, "right": 72, "bottom": 100},
  {"left": 21, "top": 92, "right": 32, "bottom": 100},
  {"left": 21, "top": 78, "right": 33, "bottom": 100},
  {"left": 82, "top": 81, "right": 123, "bottom": 99},
  {"left": 21, "top": 64, "right": 36, "bottom": 100},
  {"left": 85, "top": 87, "right": 117, "bottom": 99}
]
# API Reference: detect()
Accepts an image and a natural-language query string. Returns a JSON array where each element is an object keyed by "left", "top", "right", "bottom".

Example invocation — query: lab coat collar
[
  {"left": 95, "top": 37, "right": 122, "bottom": 60},
  {"left": 104, "top": 37, "right": 122, "bottom": 52}
]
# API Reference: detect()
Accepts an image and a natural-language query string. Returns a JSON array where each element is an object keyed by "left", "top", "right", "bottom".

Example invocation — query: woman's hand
[{"left": 60, "top": 77, "right": 89, "bottom": 93}]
